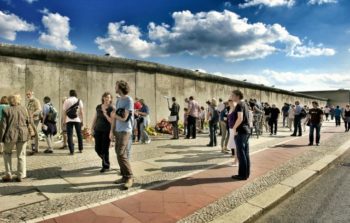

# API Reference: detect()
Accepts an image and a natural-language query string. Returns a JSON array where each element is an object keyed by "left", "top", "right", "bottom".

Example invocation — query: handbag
[{"left": 168, "top": 115, "right": 177, "bottom": 122}]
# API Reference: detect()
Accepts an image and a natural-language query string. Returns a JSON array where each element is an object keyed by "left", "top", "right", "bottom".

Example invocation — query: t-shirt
[
  {"left": 42, "top": 103, "right": 51, "bottom": 116},
  {"left": 264, "top": 107, "right": 271, "bottom": 116},
  {"left": 233, "top": 101, "right": 250, "bottom": 134},
  {"left": 63, "top": 97, "right": 84, "bottom": 123},
  {"left": 324, "top": 107, "right": 330, "bottom": 114},
  {"left": 188, "top": 100, "right": 199, "bottom": 118},
  {"left": 270, "top": 108, "right": 280, "bottom": 120},
  {"left": 282, "top": 105, "right": 289, "bottom": 115},
  {"left": 115, "top": 96, "right": 134, "bottom": 133},
  {"left": 0, "top": 104, "right": 9, "bottom": 121},
  {"left": 94, "top": 104, "right": 113, "bottom": 132},
  {"left": 309, "top": 108, "right": 323, "bottom": 124}
]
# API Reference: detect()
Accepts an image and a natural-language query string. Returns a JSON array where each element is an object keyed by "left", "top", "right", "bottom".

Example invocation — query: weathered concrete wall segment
[{"left": 0, "top": 44, "right": 327, "bottom": 126}]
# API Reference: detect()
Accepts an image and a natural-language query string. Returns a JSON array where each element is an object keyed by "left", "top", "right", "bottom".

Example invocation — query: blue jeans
[
  {"left": 234, "top": 133, "right": 250, "bottom": 179},
  {"left": 309, "top": 123, "right": 321, "bottom": 144}
]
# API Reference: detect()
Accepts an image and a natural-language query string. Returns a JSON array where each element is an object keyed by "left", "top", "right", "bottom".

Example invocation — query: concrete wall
[
  {"left": 0, "top": 44, "right": 327, "bottom": 127},
  {"left": 298, "top": 90, "right": 350, "bottom": 108}
]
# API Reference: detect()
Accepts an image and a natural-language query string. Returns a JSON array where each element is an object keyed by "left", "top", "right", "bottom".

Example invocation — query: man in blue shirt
[
  {"left": 110, "top": 80, "right": 134, "bottom": 190},
  {"left": 334, "top": 106, "right": 342, "bottom": 126}
]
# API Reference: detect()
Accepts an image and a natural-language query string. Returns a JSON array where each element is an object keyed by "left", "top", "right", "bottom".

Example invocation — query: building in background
[{"left": 298, "top": 89, "right": 350, "bottom": 107}]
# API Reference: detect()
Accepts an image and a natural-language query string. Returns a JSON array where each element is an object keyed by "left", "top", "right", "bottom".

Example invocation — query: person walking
[
  {"left": 231, "top": 90, "right": 251, "bottom": 181},
  {"left": 207, "top": 98, "right": 219, "bottom": 147},
  {"left": 263, "top": 103, "right": 271, "bottom": 132},
  {"left": 169, "top": 97, "right": 180, "bottom": 139},
  {"left": 0, "top": 95, "right": 33, "bottom": 182},
  {"left": 41, "top": 97, "right": 58, "bottom": 154},
  {"left": 110, "top": 80, "right": 134, "bottom": 189},
  {"left": 138, "top": 99, "right": 151, "bottom": 144},
  {"left": 91, "top": 92, "right": 114, "bottom": 173},
  {"left": 0, "top": 96, "right": 9, "bottom": 154},
  {"left": 63, "top": 90, "right": 84, "bottom": 155},
  {"left": 307, "top": 101, "right": 324, "bottom": 146},
  {"left": 323, "top": 106, "right": 330, "bottom": 121},
  {"left": 288, "top": 105, "right": 295, "bottom": 131},
  {"left": 334, "top": 106, "right": 342, "bottom": 127},
  {"left": 281, "top": 103, "right": 290, "bottom": 127},
  {"left": 26, "top": 90, "right": 42, "bottom": 154},
  {"left": 291, "top": 101, "right": 303, "bottom": 136},
  {"left": 186, "top": 96, "right": 199, "bottom": 139},
  {"left": 220, "top": 102, "right": 230, "bottom": 153},
  {"left": 269, "top": 104, "right": 280, "bottom": 135},
  {"left": 330, "top": 106, "right": 335, "bottom": 121},
  {"left": 227, "top": 98, "right": 238, "bottom": 166},
  {"left": 343, "top": 105, "right": 350, "bottom": 132}
]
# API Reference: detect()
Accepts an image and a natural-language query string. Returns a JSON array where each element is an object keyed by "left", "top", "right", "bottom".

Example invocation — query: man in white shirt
[{"left": 63, "top": 90, "right": 84, "bottom": 155}]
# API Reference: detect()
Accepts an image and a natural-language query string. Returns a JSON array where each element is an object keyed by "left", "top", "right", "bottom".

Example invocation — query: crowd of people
[{"left": 1, "top": 81, "right": 350, "bottom": 188}]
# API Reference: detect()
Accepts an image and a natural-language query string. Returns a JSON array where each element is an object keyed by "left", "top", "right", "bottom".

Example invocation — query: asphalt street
[{"left": 255, "top": 149, "right": 350, "bottom": 223}]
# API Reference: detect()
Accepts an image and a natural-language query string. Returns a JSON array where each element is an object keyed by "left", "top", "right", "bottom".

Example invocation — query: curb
[{"left": 211, "top": 139, "right": 350, "bottom": 223}]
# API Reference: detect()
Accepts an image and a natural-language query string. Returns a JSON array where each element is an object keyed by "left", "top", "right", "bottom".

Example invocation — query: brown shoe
[
  {"left": 124, "top": 178, "right": 133, "bottom": 189},
  {"left": 114, "top": 177, "right": 127, "bottom": 184},
  {"left": 14, "top": 177, "right": 22, "bottom": 182},
  {"left": 2, "top": 175, "right": 12, "bottom": 182}
]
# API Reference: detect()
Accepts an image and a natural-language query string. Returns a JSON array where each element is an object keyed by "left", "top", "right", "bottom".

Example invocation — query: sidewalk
[{"left": 37, "top": 124, "right": 345, "bottom": 223}]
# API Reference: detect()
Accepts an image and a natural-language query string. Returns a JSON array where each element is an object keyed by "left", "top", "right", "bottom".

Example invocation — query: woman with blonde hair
[{"left": 0, "top": 94, "right": 33, "bottom": 182}]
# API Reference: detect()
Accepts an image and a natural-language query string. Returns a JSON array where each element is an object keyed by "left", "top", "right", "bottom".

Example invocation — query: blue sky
[{"left": 1, "top": 0, "right": 350, "bottom": 91}]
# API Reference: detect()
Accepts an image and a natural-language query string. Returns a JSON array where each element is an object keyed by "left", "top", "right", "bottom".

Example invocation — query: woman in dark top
[
  {"left": 227, "top": 98, "right": 238, "bottom": 166},
  {"left": 343, "top": 105, "right": 350, "bottom": 132},
  {"left": 91, "top": 92, "right": 114, "bottom": 173}
]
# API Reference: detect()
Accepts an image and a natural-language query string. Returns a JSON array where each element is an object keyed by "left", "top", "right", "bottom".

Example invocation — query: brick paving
[{"left": 41, "top": 126, "right": 340, "bottom": 223}]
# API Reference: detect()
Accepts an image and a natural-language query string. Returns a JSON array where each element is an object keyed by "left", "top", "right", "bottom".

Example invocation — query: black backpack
[
  {"left": 300, "top": 108, "right": 307, "bottom": 119},
  {"left": 211, "top": 108, "right": 220, "bottom": 123},
  {"left": 66, "top": 99, "right": 80, "bottom": 119},
  {"left": 46, "top": 104, "right": 58, "bottom": 123}
]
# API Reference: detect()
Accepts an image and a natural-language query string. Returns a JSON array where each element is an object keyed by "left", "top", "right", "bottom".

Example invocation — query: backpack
[
  {"left": 46, "top": 104, "right": 58, "bottom": 123},
  {"left": 211, "top": 107, "right": 220, "bottom": 123},
  {"left": 300, "top": 108, "right": 307, "bottom": 119},
  {"left": 66, "top": 99, "right": 80, "bottom": 119}
]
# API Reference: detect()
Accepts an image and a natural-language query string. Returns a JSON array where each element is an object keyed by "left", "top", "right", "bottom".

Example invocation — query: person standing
[
  {"left": 269, "top": 104, "right": 280, "bottom": 135},
  {"left": 199, "top": 106, "right": 206, "bottom": 133},
  {"left": 220, "top": 102, "right": 230, "bottom": 153},
  {"left": 281, "top": 103, "right": 290, "bottom": 127},
  {"left": 0, "top": 96, "right": 9, "bottom": 154},
  {"left": 291, "top": 101, "right": 303, "bottom": 136},
  {"left": 334, "top": 106, "right": 342, "bottom": 127},
  {"left": 0, "top": 95, "right": 33, "bottom": 182},
  {"left": 41, "top": 97, "right": 58, "bottom": 154},
  {"left": 59, "top": 97, "right": 68, "bottom": 150},
  {"left": 133, "top": 98, "right": 142, "bottom": 143},
  {"left": 217, "top": 98, "right": 225, "bottom": 136},
  {"left": 138, "top": 99, "right": 151, "bottom": 144},
  {"left": 307, "top": 101, "right": 324, "bottom": 146},
  {"left": 343, "top": 105, "right": 350, "bottom": 132},
  {"left": 263, "top": 103, "right": 271, "bottom": 133},
  {"left": 91, "top": 92, "right": 114, "bottom": 173},
  {"left": 227, "top": 98, "right": 238, "bottom": 166},
  {"left": 183, "top": 107, "right": 189, "bottom": 136},
  {"left": 169, "top": 97, "right": 180, "bottom": 139},
  {"left": 207, "top": 98, "right": 219, "bottom": 147},
  {"left": 110, "top": 80, "right": 134, "bottom": 189},
  {"left": 63, "top": 90, "right": 84, "bottom": 155},
  {"left": 231, "top": 90, "right": 251, "bottom": 181},
  {"left": 26, "top": 90, "right": 42, "bottom": 154},
  {"left": 330, "top": 106, "right": 335, "bottom": 121},
  {"left": 186, "top": 96, "right": 199, "bottom": 139},
  {"left": 288, "top": 105, "right": 295, "bottom": 132}
]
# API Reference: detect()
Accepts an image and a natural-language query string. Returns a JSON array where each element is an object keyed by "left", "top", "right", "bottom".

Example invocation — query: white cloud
[
  {"left": 24, "top": 0, "right": 38, "bottom": 4},
  {"left": 308, "top": 0, "right": 337, "bottom": 5},
  {"left": 0, "top": 10, "right": 35, "bottom": 41},
  {"left": 239, "top": 0, "right": 295, "bottom": 8},
  {"left": 95, "top": 10, "right": 335, "bottom": 61},
  {"left": 39, "top": 9, "right": 76, "bottom": 51},
  {"left": 214, "top": 69, "right": 350, "bottom": 91}
]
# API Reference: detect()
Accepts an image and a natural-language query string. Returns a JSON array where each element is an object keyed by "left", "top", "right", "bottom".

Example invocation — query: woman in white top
[{"left": 288, "top": 105, "right": 295, "bottom": 131}]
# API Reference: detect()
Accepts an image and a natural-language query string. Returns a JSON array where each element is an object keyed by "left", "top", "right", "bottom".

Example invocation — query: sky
[{"left": 0, "top": 0, "right": 350, "bottom": 91}]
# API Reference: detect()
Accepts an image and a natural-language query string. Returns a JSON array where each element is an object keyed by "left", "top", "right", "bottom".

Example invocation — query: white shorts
[{"left": 228, "top": 129, "right": 236, "bottom": 149}]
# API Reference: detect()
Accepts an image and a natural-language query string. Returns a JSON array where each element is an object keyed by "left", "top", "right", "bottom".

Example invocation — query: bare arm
[{"left": 109, "top": 112, "right": 116, "bottom": 141}]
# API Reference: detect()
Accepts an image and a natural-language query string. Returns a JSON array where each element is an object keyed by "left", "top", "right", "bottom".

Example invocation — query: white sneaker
[{"left": 146, "top": 139, "right": 151, "bottom": 144}]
